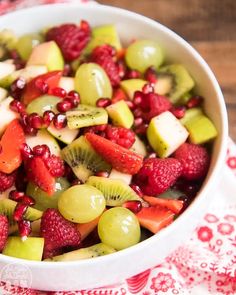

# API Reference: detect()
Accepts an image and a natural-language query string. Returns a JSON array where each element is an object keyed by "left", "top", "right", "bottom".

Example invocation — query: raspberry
[
  {"left": 91, "top": 44, "right": 120, "bottom": 87},
  {"left": 0, "top": 215, "right": 8, "bottom": 251},
  {"left": 40, "top": 209, "right": 81, "bottom": 259},
  {"left": 174, "top": 143, "right": 210, "bottom": 180},
  {"left": 134, "top": 158, "right": 182, "bottom": 196},
  {"left": 45, "top": 155, "right": 65, "bottom": 177},
  {"left": 46, "top": 21, "right": 91, "bottom": 62},
  {"left": 0, "top": 171, "right": 16, "bottom": 192}
]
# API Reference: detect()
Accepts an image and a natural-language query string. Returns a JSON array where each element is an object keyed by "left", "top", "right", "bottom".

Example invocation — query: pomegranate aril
[
  {"left": 117, "top": 60, "right": 126, "bottom": 79},
  {"left": 125, "top": 100, "right": 134, "bottom": 110},
  {"left": 71, "top": 179, "right": 82, "bottom": 186},
  {"left": 134, "top": 117, "right": 143, "bottom": 127},
  {"left": 134, "top": 123, "right": 148, "bottom": 135},
  {"left": 9, "top": 100, "right": 25, "bottom": 114},
  {"left": 122, "top": 200, "right": 142, "bottom": 213},
  {"left": 96, "top": 98, "right": 111, "bottom": 108},
  {"left": 130, "top": 184, "right": 143, "bottom": 197},
  {"left": 13, "top": 203, "right": 28, "bottom": 222},
  {"left": 10, "top": 77, "right": 26, "bottom": 100},
  {"left": 145, "top": 67, "right": 157, "bottom": 84},
  {"left": 21, "top": 195, "right": 35, "bottom": 206},
  {"left": 63, "top": 63, "right": 73, "bottom": 76},
  {"left": 126, "top": 70, "right": 141, "bottom": 79},
  {"left": 171, "top": 106, "right": 186, "bottom": 119},
  {"left": 68, "top": 90, "right": 80, "bottom": 100},
  {"left": 35, "top": 78, "right": 49, "bottom": 94},
  {"left": 18, "top": 219, "right": 31, "bottom": 239},
  {"left": 24, "top": 125, "right": 38, "bottom": 136},
  {"left": 187, "top": 96, "right": 203, "bottom": 108},
  {"left": 142, "top": 83, "right": 154, "bottom": 94},
  {"left": 20, "top": 143, "right": 33, "bottom": 160},
  {"left": 53, "top": 113, "right": 67, "bottom": 129},
  {"left": 133, "top": 107, "right": 143, "bottom": 118},
  {"left": 9, "top": 190, "right": 25, "bottom": 201},
  {"left": 57, "top": 100, "right": 73, "bottom": 113},
  {"left": 95, "top": 171, "right": 109, "bottom": 178},
  {"left": 148, "top": 152, "right": 157, "bottom": 158},
  {"left": 49, "top": 87, "right": 67, "bottom": 98},
  {"left": 28, "top": 113, "right": 44, "bottom": 129},
  {"left": 32, "top": 144, "right": 51, "bottom": 159},
  {"left": 133, "top": 91, "right": 143, "bottom": 106},
  {"left": 43, "top": 110, "right": 55, "bottom": 126}
]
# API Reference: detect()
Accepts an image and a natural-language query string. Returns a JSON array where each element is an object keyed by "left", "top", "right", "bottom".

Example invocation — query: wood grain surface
[{"left": 98, "top": 0, "right": 236, "bottom": 141}]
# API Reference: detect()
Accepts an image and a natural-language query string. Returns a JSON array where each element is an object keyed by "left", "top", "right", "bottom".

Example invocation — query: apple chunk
[
  {"left": 147, "top": 111, "right": 189, "bottom": 158},
  {"left": 27, "top": 41, "right": 64, "bottom": 71}
]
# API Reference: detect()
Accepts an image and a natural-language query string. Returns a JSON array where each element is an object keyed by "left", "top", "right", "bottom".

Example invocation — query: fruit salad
[{"left": 0, "top": 21, "right": 217, "bottom": 262}]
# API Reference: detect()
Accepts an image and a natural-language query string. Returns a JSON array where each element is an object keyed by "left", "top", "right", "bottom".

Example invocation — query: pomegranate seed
[
  {"left": 21, "top": 195, "right": 35, "bottom": 206},
  {"left": 142, "top": 83, "right": 154, "bottom": 94},
  {"left": 14, "top": 59, "right": 25, "bottom": 70},
  {"left": 49, "top": 87, "right": 67, "bottom": 98},
  {"left": 20, "top": 143, "right": 33, "bottom": 160},
  {"left": 95, "top": 171, "right": 109, "bottom": 178},
  {"left": 66, "top": 91, "right": 81, "bottom": 108},
  {"left": 133, "top": 107, "right": 143, "bottom": 118},
  {"left": 10, "top": 50, "right": 19, "bottom": 59},
  {"left": 71, "top": 179, "right": 82, "bottom": 186},
  {"left": 130, "top": 184, "right": 143, "bottom": 197},
  {"left": 117, "top": 60, "right": 126, "bottom": 79},
  {"left": 9, "top": 100, "right": 25, "bottom": 114},
  {"left": 96, "top": 98, "right": 111, "bottom": 108},
  {"left": 9, "top": 190, "right": 25, "bottom": 201},
  {"left": 13, "top": 203, "right": 28, "bottom": 222},
  {"left": 133, "top": 91, "right": 143, "bottom": 106},
  {"left": 134, "top": 123, "right": 148, "bottom": 135},
  {"left": 18, "top": 220, "right": 31, "bottom": 239},
  {"left": 43, "top": 110, "right": 55, "bottom": 126},
  {"left": 63, "top": 63, "right": 73, "bottom": 76},
  {"left": 57, "top": 100, "right": 73, "bottom": 113},
  {"left": 134, "top": 117, "right": 143, "bottom": 127},
  {"left": 24, "top": 125, "right": 38, "bottom": 136},
  {"left": 145, "top": 67, "right": 157, "bottom": 84},
  {"left": 35, "top": 78, "right": 49, "bottom": 94},
  {"left": 148, "top": 152, "right": 157, "bottom": 158},
  {"left": 32, "top": 144, "right": 51, "bottom": 159},
  {"left": 125, "top": 100, "right": 134, "bottom": 110},
  {"left": 28, "top": 113, "right": 44, "bottom": 129},
  {"left": 171, "top": 106, "right": 186, "bottom": 119},
  {"left": 122, "top": 200, "right": 142, "bottom": 213},
  {"left": 68, "top": 90, "right": 80, "bottom": 100},
  {"left": 187, "top": 96, "right": 203, "bottom": 108},
  {"left": 10, "top": 77, "right": 26, "bottom": 100},
  {"left": 66, "top": 96, "right": 79, "bottom": 108},
  {"left": 126, "top": 70, "right": 141, "bottom": 79},
  {"left": 53, "top": 113, "right": 67, "bottom": 129}
]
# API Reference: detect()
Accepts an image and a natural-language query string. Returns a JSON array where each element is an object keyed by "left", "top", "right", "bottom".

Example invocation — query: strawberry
[
  {"left": 85, "top": 133, "right": 143, "bottom": 175},
  {"left": 0, "top": 215, "right": 8, "bottom": 252},
  {"left": 174, "top": 143, "right": 210, "bottom": 180},
  {"left": 133, "top": 158, "right": 182, "bottom": 196},
  {"left": 143, "top": 196, "right": 184, "bottom": 214},
  {"left": 22, "top": 71, "right": 62, "bottom": 105},
  {"left": 26, "top": 156, "right": 55, "bottom": 195},
  {"left": 136, "top": 206, "right": 174, "bottom": 234},
  {"left": 40, "top": 209, "right": 81, "bottom": 259}
]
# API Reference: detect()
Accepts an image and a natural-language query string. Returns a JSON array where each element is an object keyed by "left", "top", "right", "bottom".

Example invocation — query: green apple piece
[
  {"left": 26, "top": 95, "right": 61, "bottom": 116},
  {"left": 0, "top": 97, "right": 19, "bottom": 135},
  {"left": 180, "top": 107, "right": 203, "bottom": 126},
  {"left": 109, "top": 169, "right": 132, "bottom": 185},
  {"left": 106, "top": 100, "right": 134, "bottom": 128},
  {"left": 47, "top": 123, "right": 79, "bottom": 144},
  {"left": 85, "top": 24, "right": 122, "bottom": 54},
  {"left": 59, "top": 77, "right": 75, "bottom": 92},
  {"left": 0, "top": 87, "right": 8, "bottom": 101},
  {"left": 130, "top": 135, "right": 147, "bottom": 157},
  {"left": 3, "top": 237, "right": 44, "bottom": 261},
  {"left": 75, "top": 63, "right": 112, "bottom": 106},
  {"left": 120, "top": 79, "right": 146, "bottom": 100},
  {"left": 26, "top": 129, "right": 61, "bottom": 156},
  {"left": 184, "top": 115, "right": 218, "bottom": 144},
  {"left": 26, "top": 177, "right": 70, "bottom": 211},
  {"left": 147, "top": 111, "right": 189, "bottom": 158},
  {"left": 0, "top": 61, "right": 15, "bottom": 80},
  {"left": 27, "top": 41, "right": 64, "bottom": 71}
]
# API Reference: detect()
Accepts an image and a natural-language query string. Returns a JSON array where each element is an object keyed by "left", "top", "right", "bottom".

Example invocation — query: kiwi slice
[
  {"left": 66, "top": 104, "right": 108, "bottom": 129},
  {"left": 46, "top": 243, "right": 116, "bottom": 262},
  {"left": 0, "top": 199, "right": 43, "bottom": 225},
  {"left": 156, "top": 64, "right": 195, "bottom": 103},
  {"left": 86, "top": 176, "right": 143, "bottom": 206},
  {"left": 61, "top": 135, "right": 111, "bottom": 182}
]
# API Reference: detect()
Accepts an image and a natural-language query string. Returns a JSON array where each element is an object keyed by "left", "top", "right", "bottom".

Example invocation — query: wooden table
[{"left": 98, "top": 0, "right": 236, "bottom": 141}]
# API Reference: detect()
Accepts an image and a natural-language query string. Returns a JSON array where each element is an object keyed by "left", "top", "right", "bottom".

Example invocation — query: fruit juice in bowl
[{"left": 0, "top": 3, "right": 227, "bottom": 291}]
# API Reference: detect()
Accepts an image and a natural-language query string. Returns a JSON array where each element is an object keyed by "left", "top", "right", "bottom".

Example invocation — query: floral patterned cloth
[{"left": 0, "top": 1, "right": 236, "bottom": 294}]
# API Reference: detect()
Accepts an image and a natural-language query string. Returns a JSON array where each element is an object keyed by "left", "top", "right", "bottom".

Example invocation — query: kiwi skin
[{"left": 86, "top": 176, "right": 144, "bottom": 206}]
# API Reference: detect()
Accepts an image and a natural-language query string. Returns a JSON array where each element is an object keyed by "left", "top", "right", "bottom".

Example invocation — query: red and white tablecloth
[{"left": 0, "top": 1, "right": 235, "bottom": 294}]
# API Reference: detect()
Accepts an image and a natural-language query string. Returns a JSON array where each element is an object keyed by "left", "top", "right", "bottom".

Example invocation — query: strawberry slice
[
  {"left": 0, "top": 119, "right": 25, "bottom": 174},
  {"left": 0, "top": 215, "right": 8, "bottom": 252},
  {"left": 85, "top": 133, "right": 143, "bottom": 174},
  {"left": 136, "top": 205, "right": 174, "bottom": 234},
  {"left": 143, "top": 196, "right": 184, "bottom": 214},
  {"left": 22, "top": 70, "right": 62, "bottom": 105},
  {"left": 26, "top": 156, "right": 55, "bottom": 195}
]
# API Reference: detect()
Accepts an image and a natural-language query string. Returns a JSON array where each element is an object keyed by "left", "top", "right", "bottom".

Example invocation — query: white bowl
[{"left": 0, "top": 3, "right": 228, "bottom": 291}]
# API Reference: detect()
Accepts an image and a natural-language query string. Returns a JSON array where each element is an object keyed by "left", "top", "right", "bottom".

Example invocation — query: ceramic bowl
[{"left": 0, "top": 3, "right": 228, "bottom": 291}]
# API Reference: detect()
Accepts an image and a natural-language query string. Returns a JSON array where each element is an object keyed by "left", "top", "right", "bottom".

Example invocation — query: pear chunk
[
  {"left": 106, "top": 100, "right": 134, "bottom": 128},
  {"left": 120, "top": 79, "right": 146, "bottom": 99}
]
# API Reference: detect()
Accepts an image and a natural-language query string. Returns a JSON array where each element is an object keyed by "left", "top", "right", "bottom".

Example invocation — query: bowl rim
[{"left": 0, "top": 2, "right": 228, "bottom": 268}]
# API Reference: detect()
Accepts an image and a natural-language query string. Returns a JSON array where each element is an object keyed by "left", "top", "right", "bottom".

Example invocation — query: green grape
[
  {"left": 125, "top": 40, "right": 164, "bottom": 73},
  {"left": 16, "top": 33, "right": 43, "bottom": 61},
  {"left": 75, "top": 63, "right": 112, "bottom": 106},
  {"left": 26, "top": 178, "right": 70, "bottom": 211},
  {"left": 58, "top": 184, "right": 106, "bottom": 223},
  {"left": 98, "top": 207, "right": 141, "bottom": 250},
  {"left": 26, "top": 95, "right": 61, "bottom": 116}
]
